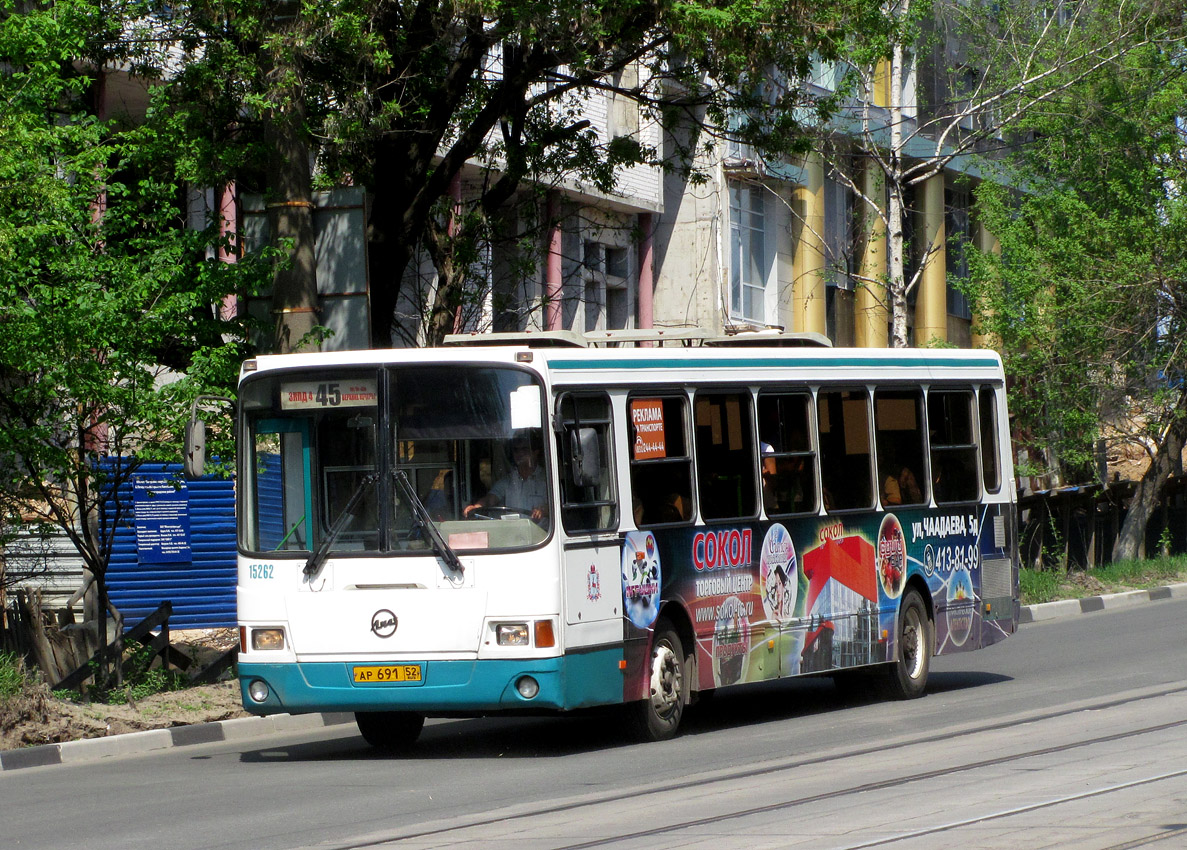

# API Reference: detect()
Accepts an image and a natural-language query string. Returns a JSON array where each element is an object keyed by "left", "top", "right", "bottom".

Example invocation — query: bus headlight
[
  {"left": 516, "top": 676, "right": 540, "bottom": 699},
  {"left": 251, "top": 628, "right": 286, "bottom": 650},
  {"left": 496, "top": 623, "right": 530, "bottom": 646}
]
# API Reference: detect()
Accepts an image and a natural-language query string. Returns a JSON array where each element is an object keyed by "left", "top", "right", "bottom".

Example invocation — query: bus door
[{"left": 555, "top": 393, "right": 623, "bottom": 649}]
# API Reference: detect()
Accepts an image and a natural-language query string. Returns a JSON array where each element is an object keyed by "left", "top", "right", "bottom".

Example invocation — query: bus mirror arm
[
  {"left": 393, "top": 470, "right": 465, "bottom": 575},
  {"left": 184, "top": 394, "right": 234, "bottom": 480},
  {"left": 303, "top": 472, "right": 379, "bottom": 579}
]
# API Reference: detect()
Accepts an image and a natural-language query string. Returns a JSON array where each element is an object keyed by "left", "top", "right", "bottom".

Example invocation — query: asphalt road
[{"left": 3, "top": 597, "right": 1185, "bottom": 850}]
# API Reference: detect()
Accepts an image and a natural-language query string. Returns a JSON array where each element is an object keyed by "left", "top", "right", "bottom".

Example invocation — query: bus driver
[{"left": 464, "top": 432, "right": 548, "bottom": 521}]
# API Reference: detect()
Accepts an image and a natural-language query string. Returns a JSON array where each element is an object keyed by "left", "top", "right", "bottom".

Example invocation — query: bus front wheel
[
  {"left": 885, "top": 589, "right": 932, "bottom": 699},
  {"left": 629, "top": 620, "right": 688, "bottom": 742},
  {"left": 355, "top": 710, "right": 425, "bottom": 751}
]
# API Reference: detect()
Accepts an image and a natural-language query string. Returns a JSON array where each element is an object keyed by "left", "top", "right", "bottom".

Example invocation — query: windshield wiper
[
  {"left": 393, "top": 469, "right": 464, "bottom": 575},
  {"left": 303, "top": 472, "right": 379, "bottom": 578}
]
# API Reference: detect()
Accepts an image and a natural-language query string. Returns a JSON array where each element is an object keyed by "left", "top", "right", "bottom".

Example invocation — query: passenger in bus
[
  {"left": 464, "top": 432, "right": 548, "bottom": 521},
  {"left": 760, "top": 441, "right": 778, "bottom": 505},
  {"left": 881, "top": 447, "right": 923, "bottom": 506},
  {"left": 658, "top": 491, "right": 689, "bottom": 523}
]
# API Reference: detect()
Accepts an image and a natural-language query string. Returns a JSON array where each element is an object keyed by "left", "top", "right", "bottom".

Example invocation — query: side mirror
[
  {"left": 183, "top": 394, "right": 235, "bottom": 479},
  {"left": 184, "top": 419, "right": 206, "bottom": 480},
  {"left": 570, "top": 427, "right": 602, "bottom": 488}
]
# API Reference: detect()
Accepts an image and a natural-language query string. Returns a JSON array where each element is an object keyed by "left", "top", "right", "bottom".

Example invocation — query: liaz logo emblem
[{"left": 371, "top": 609, "right": 398, "bottom": 638}]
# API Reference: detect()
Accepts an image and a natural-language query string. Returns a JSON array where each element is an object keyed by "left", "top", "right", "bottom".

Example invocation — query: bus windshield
[{"left": 239, "top": 364, "right": 550, "bottom": 556}]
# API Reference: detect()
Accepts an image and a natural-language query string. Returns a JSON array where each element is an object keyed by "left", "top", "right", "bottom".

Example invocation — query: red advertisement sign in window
[{"left": 631, "top": 398, "right": 667, "bottom": 460}]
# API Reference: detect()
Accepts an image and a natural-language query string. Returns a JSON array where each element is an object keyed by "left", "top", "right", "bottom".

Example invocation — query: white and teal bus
[{"left": 225, "top": 332, "right": 1019, "bottom": 747}]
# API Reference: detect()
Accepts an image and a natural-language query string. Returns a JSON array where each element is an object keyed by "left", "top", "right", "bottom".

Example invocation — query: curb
[
  {"left": 5, "top": 582, "right": 1186, "bottom": 772},
  {"left": 0, "top": 711, "right": 355, "bottom": 772},
  {"left": 1017, "top": 581, "right": 1187, "bottom": 624}
]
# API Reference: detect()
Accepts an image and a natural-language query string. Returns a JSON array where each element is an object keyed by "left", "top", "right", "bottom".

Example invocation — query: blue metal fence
[{"left": 103, "top": 461, "right": 237, "bottom": 630}]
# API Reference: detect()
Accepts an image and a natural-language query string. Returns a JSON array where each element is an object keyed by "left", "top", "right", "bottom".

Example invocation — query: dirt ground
[{"left": 1, "top": 629, "right": 249, "bottom": 752}]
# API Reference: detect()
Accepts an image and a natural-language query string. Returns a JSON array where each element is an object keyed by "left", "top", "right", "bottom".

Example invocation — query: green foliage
[
  {"left": 1020, "top": 555, "right": 1187, "bottom": 605},
  {"left": 55, "top": 644, "right": 190, "bottom": 704},
  {"left": 112, "top": 645, "right": 190, "bottom": 703},
  {"left": 968, "top": 40, "right": 1187, "bottom": 484},
  {"left": 0, "top": 651, "right": 32, "bottom": 702},
  {"left": 1019, "top": 568, "right": 1065, "bottom": 605},
  {"left": 0, "top": 0, "right": 268, "bottom": 618},
  {"left": 157, "top": 0, "right": 899, "bottom": 344}
]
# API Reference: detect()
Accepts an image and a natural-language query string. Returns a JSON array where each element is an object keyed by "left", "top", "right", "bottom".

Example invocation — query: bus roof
[{"left": 242, "top": 344, "right": 1004, "bottom": 386}]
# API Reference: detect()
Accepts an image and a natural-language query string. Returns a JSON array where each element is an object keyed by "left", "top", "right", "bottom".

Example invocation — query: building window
[
  {"left": 729, "top": 183, "right": 769, "bottom": 323},
  {"left": 582, "top": 240, "right": 632, "bottom": 332},
  {"left": 608, "top": 64, "right": 640, "bottom": 140},
  {"left": 946, "top": 186, "right": 972, "bottom": 320},
  {"left": 825, "top": 176, "right": 856, "bottom": 344}
]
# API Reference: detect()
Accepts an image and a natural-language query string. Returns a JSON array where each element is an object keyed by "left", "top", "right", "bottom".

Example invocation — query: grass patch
[
  {"left": 1021, "top": 555, "right": 1187, "bottom": 605},
  {"left": 53, "top": 644, "right": 191, "bottom": 705},
  {"left": 0, "top": 651, "right": 32, "bottom": 702}
]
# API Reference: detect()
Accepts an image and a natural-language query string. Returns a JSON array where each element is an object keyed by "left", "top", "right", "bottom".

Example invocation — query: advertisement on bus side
[{"left": 622, "top": 505, "right": 1013, "bottom": 691}]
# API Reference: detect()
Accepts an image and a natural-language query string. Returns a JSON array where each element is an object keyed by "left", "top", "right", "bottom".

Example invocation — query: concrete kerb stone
[
  {"left": 3, "top": 582, "right": 1185, "bottom": 772},
  {"left": 0, "top": 710, "right": 354, "bottom": 772},
  {"left": 1017, "top": 581, "right": 1187, "bottom": 624}
]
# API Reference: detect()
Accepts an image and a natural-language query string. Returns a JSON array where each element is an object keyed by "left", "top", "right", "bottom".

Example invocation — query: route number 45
[{"left": 316, "top": 383, "right": 341, "bottom": 406}]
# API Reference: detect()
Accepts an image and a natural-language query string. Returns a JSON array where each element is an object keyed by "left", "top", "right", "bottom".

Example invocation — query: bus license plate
[{"left": 352, "top": 664, "right": 423, "bottom": 683}]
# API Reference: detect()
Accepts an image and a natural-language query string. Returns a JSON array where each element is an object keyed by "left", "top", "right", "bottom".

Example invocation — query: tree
[
  {"left": 810, "top": 0, "right": 1177, "bottom": 347},
  {"left": 164, "top": 0, "right": 897, "bottom": 347},
  {"left": 968, "top": 43, "right": 1187, "bottom": 561},
  {"left": 0, "top": 0, "right": 261, "bottom": 680}
]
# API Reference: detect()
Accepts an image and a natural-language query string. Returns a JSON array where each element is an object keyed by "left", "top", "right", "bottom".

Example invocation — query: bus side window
[
  {"left": 874, "top": 389, "right": 927, "bottom": 508},
  {"left": 757, "top": 393, "right": 818, "bottom": 516},
  {"left": 629, "top": 395, "right": 694, "bottom": 526},
  {"left": 817, "top": 389, "right": 874, "bottom": 511},
  {"left": 979, "top": 386, "right": 1002, "bottom": 493},
  {"left": 928, "top": 389, "right": 979, "bottom": 504},
  {"left": 694, "top": 391, "right": 758, "bottom": 520},
  {"left": 556, "top": 393, "right": 618, "bottom": 533}
]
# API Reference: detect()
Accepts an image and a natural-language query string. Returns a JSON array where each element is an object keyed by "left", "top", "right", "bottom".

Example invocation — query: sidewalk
[{"left": 4, "top": 581, "right": 1186, "bottom": 772}]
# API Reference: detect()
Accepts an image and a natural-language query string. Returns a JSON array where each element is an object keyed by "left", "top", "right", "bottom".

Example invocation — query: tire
[
  {"left": 885, "top": 588, "right": 933, "bottom": 700},
  {"left": 628, "top": 620, "right": 688, "bottom": 742},
  {"left": 355, "top": 710, "right": 425, "bottom": 751}
]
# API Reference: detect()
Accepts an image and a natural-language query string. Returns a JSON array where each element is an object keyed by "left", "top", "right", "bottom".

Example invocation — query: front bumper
[{"left": 239, "top": 649, "right": 623, "bottom": 715}]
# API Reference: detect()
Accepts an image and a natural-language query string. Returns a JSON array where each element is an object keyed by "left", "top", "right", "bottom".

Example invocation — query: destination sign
[{"left": 280, "top": 379, "right": 378, "bottom": 410}]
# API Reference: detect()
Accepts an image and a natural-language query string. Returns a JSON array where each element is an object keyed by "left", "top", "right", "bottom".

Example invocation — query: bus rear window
[{"left": 929, "top": 389, "right": 979, "bottom": 504}]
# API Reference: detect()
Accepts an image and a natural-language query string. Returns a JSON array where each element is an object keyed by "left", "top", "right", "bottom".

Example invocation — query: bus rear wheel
[
  {"left": 629, "top": 620, "right": 688, "bottom": 742},
  {"left": 355, "top": 710, "right": 425, "bottom": 751},
  {"left": 885, "top": 588, "right": 932, "bottom": 699}
]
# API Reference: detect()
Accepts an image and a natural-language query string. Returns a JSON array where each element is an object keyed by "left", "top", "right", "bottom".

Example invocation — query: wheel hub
[{"left": 649, "top": 642, "right": 682, "bottom": 719}]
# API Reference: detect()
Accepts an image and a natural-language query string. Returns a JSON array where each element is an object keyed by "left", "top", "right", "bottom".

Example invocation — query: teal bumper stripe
[{"left": 239, "top": 650, "right": 624, "bottom": 715}]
